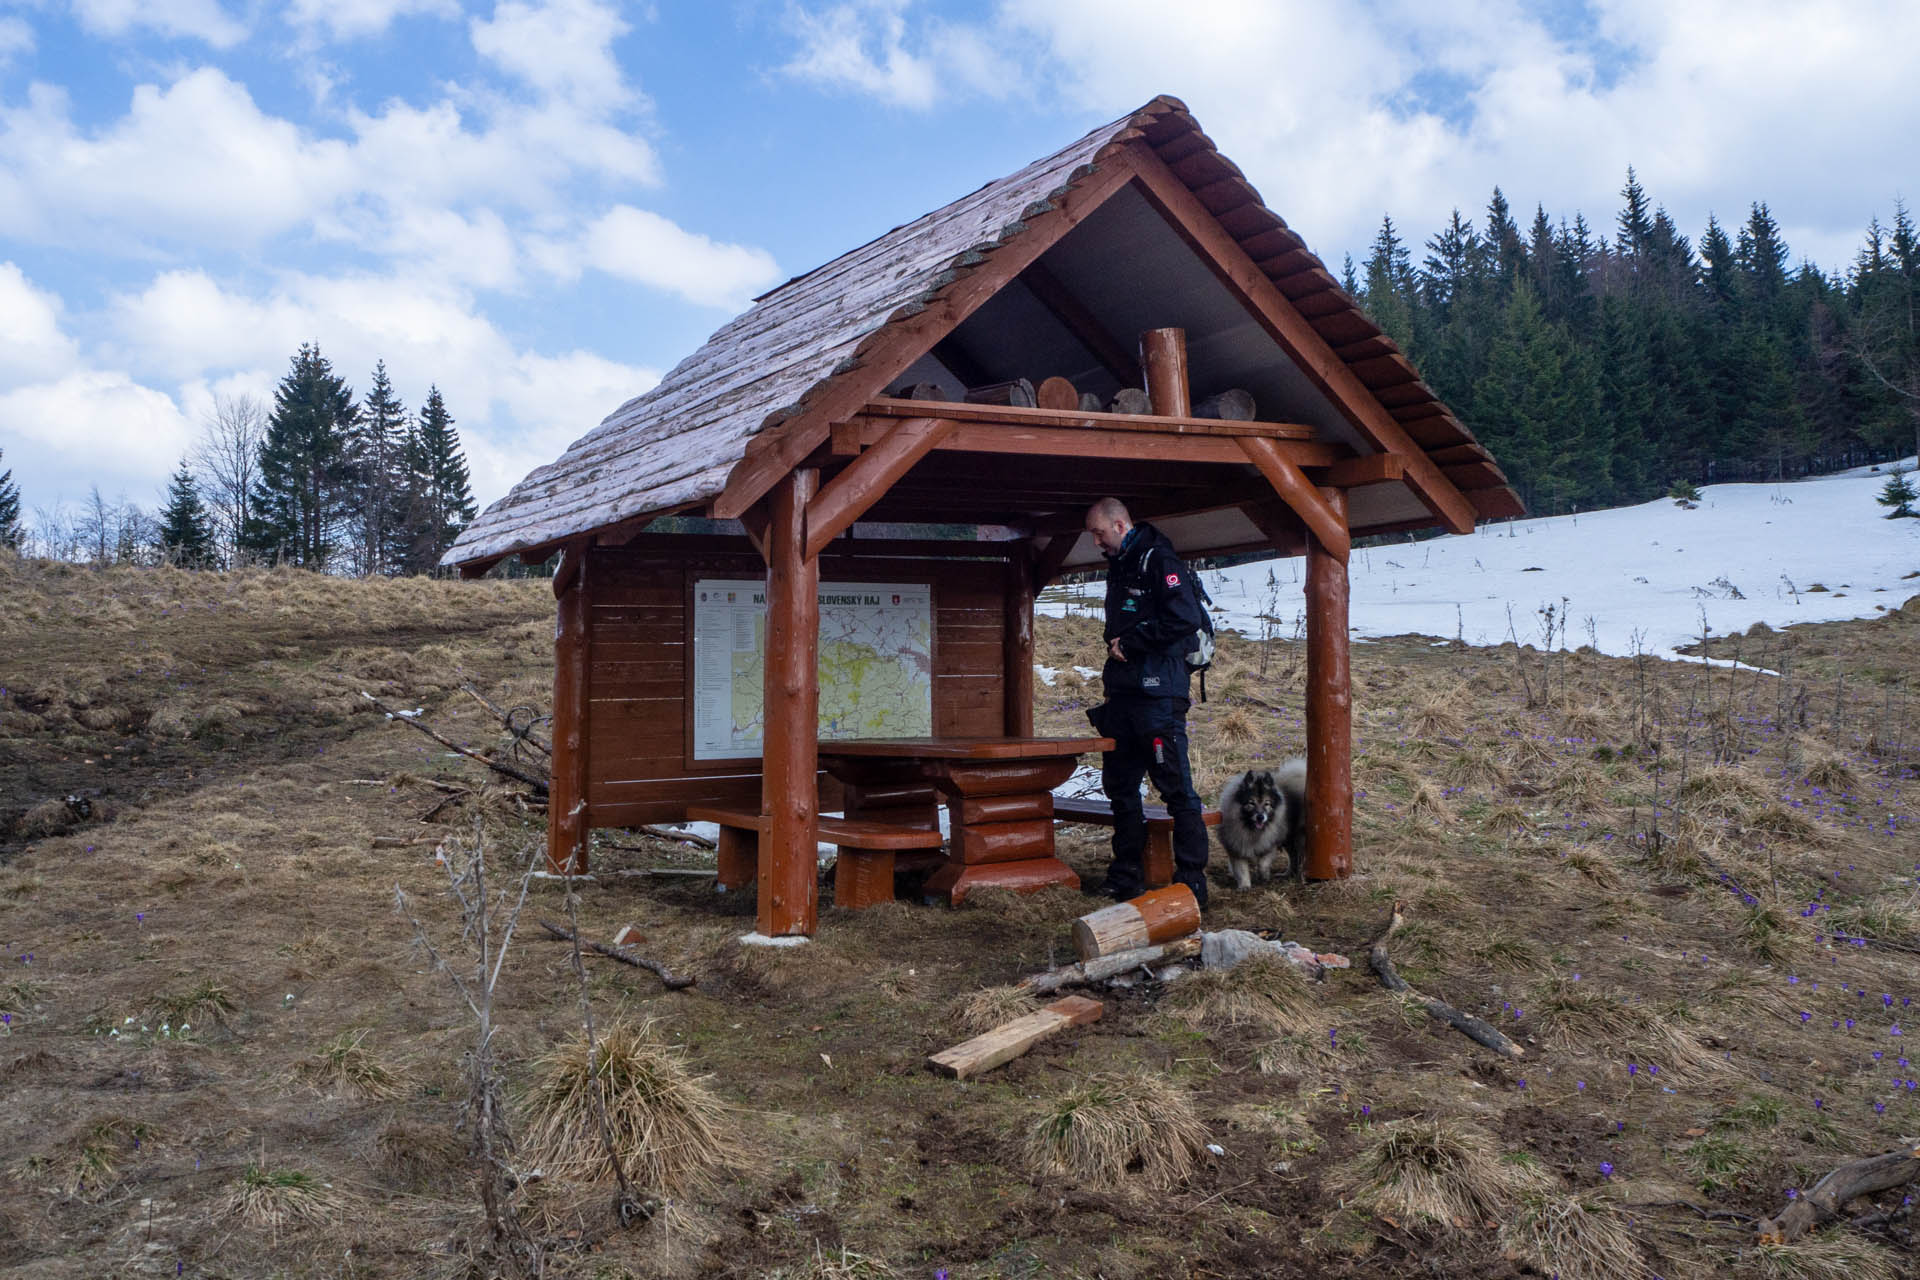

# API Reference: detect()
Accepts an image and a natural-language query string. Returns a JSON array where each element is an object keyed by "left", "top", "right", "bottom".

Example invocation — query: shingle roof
[{"left": 445, "top": 96, "right": 1518, "bottom": 569}]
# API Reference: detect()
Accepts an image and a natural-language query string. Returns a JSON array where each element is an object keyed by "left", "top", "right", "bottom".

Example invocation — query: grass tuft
[
  {"left": 220, "top": 1163, "right": 345, "bottom": 1232},
  {"left": 144, "top": 979, "right": 236, "bottom": 1029},
  {"left": 1333, "top": 1116, "right": 1550, "bottom": 1226},
  {"left": 1498, "top": 1191, "right": 1654, "bottom": 1280},
  {"left": 1737, "top": 1234, "right": 1901, "bottom": 1280},
  {"left": 521, "top": 1016, "right": 743, "bottom": 1196},
  {"left": 944, "top": 985, "right": 1038, "bottom": 1038},
  {"left": 1025, "top": 1071, "right": 1208, "bottom": 1190},
  {"left": 1159, "top": 952, "right": 1319, "bottom": 1039},
  {"left": 299, "top": 1028, "right": 406, "bottom": 1100}
]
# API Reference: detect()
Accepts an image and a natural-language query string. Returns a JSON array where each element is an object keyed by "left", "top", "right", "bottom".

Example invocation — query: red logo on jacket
[{"left": 1165, "top": 572, "right": 1180, "bottom": 587}]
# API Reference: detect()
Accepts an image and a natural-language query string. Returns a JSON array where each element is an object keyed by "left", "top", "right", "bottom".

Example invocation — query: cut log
[
  {"left": 1754, "top": 1145, "right": 1920, "bottom": 1243},
  {"left": 1077, "top": 392, "right": 1105, "bottom": 413},
  {"left": 1107, "top": 387, "right": 1151, "bottom": 415},
  {"left": 928, "top": 995, "right": 1104, "bottom": 1079},
  {"left": 1020, "top": 935, "right": 1203, "bottom": 994},
  {"left": 1368, "top": 900, "right": 1523, "bottom": 1058},
  {"left": 1139, "top": 328, "right": 1191, "bottom": 417},
  {"left": 964, "top": 378, "right": 1037, "bottom": 408},
  {"left": 892, "top": 382, "right": 945, "bottom": 401},
  {"left": 1071, "top": 885, "right": 1201, "bottom": 961},
  {"left": 1035, "top": 376, "right": 1079, "bottom": 411},
  {"left": 1193, "top": 389, "right": 1257, "bottom": 421}
]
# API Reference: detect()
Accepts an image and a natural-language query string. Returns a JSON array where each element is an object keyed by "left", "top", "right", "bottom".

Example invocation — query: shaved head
[{"left": 1085, "top": 496, "right": 1133, "bottom": 556}]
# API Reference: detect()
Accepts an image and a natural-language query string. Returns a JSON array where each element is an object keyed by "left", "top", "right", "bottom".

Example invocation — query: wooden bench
[
  {"left": 685, "top": 807, "right": 946, "bottom": 910},
  {"left": 1051, "top": 796, "right": 1222, "bottom": 889}
]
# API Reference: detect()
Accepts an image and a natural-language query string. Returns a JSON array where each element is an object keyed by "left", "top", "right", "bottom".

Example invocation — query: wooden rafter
[
  {"left": 1120, "top": 141, "right": 1479, "bottom": 536},
  {"left": 1017, "top": 261, "right": 1142, "bottom": 386},
  {"left": 804, "top": 417, "right": 953, "bottom": 559},
  {"left": 1238, "top": 436, "right": 1350, "bottom": 562}
]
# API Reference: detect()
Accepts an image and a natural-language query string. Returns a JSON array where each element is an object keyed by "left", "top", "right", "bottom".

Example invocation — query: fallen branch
[
  {"left": 638, "top": 825, "right": 717, "bottom": 851},
  {"left": 1368, "top": 900, "right": 1524, "bottom": 1059},
  {"left": 537, "top": 919, "right": 695, "bottom": 991},
  {"left": 1018, "top": 935, "right": 1202, "bottom": 994},
  {"left": 371, "top": 834, "right": 444, "bottom": 849},
  {"left": 1754, "top": 1144, "right": 1920, "bottom": 1243},
  {"left": 360, "top": 691, "right": 551, "bottom": 795}
]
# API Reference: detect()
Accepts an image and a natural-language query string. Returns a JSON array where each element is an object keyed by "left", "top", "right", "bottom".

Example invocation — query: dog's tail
[{"left": 1274, "top": 756, "right": 1307, "bottom": 809}]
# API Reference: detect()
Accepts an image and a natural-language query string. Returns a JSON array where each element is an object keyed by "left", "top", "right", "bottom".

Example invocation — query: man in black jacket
[{"left": 1083, "top": 497, "right": 1211, "bottom": 907}]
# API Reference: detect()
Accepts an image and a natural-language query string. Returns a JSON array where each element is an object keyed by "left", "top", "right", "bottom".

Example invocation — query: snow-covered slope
[{"left": 1047, "top": 460, "right": 1920, "bottom": 662}]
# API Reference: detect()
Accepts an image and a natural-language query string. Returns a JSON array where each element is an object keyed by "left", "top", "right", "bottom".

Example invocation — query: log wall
[{"left": 578, "top": 538, "right": 1014, "bottom": 829}]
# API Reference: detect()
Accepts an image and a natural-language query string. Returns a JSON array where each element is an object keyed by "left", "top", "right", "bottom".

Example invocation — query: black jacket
[{"left": 1100, "top": 522, "right": 1206, "bottom": 700}]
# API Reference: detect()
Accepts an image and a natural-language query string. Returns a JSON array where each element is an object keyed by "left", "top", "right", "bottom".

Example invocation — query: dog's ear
[{"left": 1256, "top": 770, "right": 1276, "bottom": 787}]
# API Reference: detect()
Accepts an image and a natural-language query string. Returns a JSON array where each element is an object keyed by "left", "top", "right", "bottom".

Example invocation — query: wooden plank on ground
[{"left": 927, "top": 995, "right": 1104, "bottom": 1079}]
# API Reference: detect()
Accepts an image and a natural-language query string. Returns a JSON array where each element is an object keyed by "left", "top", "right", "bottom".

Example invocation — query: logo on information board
[
  {"left": 727, "top": 592, "right": 736, "bottom": 602},
  {"left": 892, "top": 594, "right": 901, "bottom": 604}
]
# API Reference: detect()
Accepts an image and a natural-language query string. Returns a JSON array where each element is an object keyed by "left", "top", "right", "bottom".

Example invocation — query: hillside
[{"left": 1, "top": 545, "right": 1917, "bottom": 1277}]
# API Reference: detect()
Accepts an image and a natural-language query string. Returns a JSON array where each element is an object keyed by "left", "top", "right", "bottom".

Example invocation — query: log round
[{"left": 1071, "top": 884, "right": 1201, "bottom": 961}]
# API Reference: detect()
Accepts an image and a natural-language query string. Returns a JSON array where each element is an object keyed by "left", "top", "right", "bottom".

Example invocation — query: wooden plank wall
[{"left": 581, "top": 539, "right": 1012, "bottom": 829}]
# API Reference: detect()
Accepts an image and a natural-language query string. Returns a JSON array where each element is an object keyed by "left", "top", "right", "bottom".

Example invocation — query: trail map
[{"left": 690, "top": 579, "right": 932, "bottom": 760}]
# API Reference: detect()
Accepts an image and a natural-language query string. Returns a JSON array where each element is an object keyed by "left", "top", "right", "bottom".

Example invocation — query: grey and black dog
[{"left": 1217, "top": 757, "right": 1308, "bottom": 889}]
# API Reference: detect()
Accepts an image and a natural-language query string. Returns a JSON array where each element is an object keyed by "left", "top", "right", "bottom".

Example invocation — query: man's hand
[{"left": 1108, "top": 636, "right": 1127, "bottom": 662}]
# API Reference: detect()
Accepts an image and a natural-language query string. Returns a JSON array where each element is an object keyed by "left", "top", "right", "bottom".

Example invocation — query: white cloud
[
  {"left": 0, "top": 262, "right": 81, "bottom": 385},
  {"left": 783, "top": 0, "right": 1920, "bottom": 273},
  {"left": 286, "top": 0, "right": 461, "bottom": 42},
  {"left": 71, "top": 0, "right": 249, "bottom": 48},
  {"left": 0, "top": 16, "right": 34, "bottom": 65},
  {"left": 104, "top": 267, "right": 660, "bottom": 504},
  {"left": 0, "top": 370, "right": 197, "bottom": 483},
  {"left": 472, "top": 0, "right": 635, "bottom": 111},
  {"left": 579, "top": 205, "right": 782, "bottom": 309}
]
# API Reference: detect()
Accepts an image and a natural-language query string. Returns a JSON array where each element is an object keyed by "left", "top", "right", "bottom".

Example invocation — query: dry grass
[
  {"left": 1680, "top": 764, "right": 1774, "bottom": 821},
  {"left": 143, "top": 978, "right": 235, "bottom": 1030},
  {"left": 1530, "top": 979, "right": 1723, "bottom": 1080},
  {"left": 943, "top": 985, "right": 1038, "bottom": 1038},
  {"left": 298, "top": 1028, "right": 407, "bottom": 1100},
  {"left": 1024, "top": 1072, "right": 1208, "bottom": 1190},
  {"left": 219, "top": 1163, "right": 347, "bottom": 1232},
  {"left": 521, "top": 1016, "right": 743, "bottom": 1195},
  {"left": 1550, "top": 761, "right": 1612, "bottom": 811},
  {"left": 1215, "top": 705, "right": 1259, "bottom": 745},
  {"left": 1499, "top": 1192, "right": 1653, "bottom": 1280},
  {"left": 1158, "top": 952, "right": 1319, "bottom": 1039},
  {"left": 1404, "top": 780, "right": 1456, "bottom": 823},
  {"left": 1735, "top": 1235, "right": 1903, "bottom": 1280},
  {"left": 1333, "top": 1116, "right": 1550, "bottom": 1227},
  {"left": 374, "top": 1118, "right": 463, "bottom": 1186},
  {"left": 1800, "top": 752, "right": 1860, "bottom": 792}
]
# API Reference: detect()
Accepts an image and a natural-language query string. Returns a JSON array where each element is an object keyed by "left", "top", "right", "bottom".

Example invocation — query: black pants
[{"left": 1095, "top": 696, "right": 1208, "bottom": 905}]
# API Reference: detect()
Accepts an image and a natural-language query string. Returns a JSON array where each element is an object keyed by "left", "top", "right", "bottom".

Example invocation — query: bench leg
[
  {"left": 834, "top": 848, "right": 895, "bottom": 909},
  {"left": 1144, "top": 826, "right": 1174, "bottom": 890},
  {"left": 715, "top": 826, "right": 757, "bottom": 892}
]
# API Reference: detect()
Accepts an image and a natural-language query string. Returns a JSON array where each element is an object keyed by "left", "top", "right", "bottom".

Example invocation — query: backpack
[{"left": 1137, "top": 541, "right": 1217, "bottom": 700}]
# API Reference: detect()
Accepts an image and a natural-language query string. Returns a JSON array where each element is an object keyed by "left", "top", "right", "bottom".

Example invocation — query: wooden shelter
[{"left": 443, "top": 96, "right": 1522, "bottom": 938}]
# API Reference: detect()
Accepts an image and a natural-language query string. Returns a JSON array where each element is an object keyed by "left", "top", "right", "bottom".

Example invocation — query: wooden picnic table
[{"left": 818, "top": 735, "right": 1112, "bottom": 903}]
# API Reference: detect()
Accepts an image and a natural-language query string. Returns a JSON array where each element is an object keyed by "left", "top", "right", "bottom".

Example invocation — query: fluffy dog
[{"left": 1218, "top": 758, "right": 1307, "bottom": 889}]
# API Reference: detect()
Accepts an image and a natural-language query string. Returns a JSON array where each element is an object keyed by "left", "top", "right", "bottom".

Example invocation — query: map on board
[{"left": 690, "top": 579, "right": 933, "bottom": 760}]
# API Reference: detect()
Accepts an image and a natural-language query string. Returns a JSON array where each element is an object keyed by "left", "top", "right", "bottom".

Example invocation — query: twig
[
  {"left": 638, "top": 825, "right": 717, "bottom": 851},
  {"left": 1627, "top": 1198, "right": 1755, "bottom": 1224},
  {"left": 361, "top": 691, "right": 551, "bottom": 795},
  {"left": 538, "top": 919, "right": 695, "bottom": 991},
  {"left": 1368, "top": 900, "right": 1524, "bottom": 1058}
]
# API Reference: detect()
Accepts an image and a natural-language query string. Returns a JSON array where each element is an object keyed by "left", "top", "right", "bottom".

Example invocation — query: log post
[
  {"left": 1139, "top": 328, "right": 1191, "bottom": 417},
  {"left": 1004, "top": 551, "right": 1036, "bottom": 737},
  {"left": 548, "top": 559, "right": 592, "bottom": 875},
  {"left": 760, "top": 468, "right": 821, "bottom": 936},
  {"left": 1304, "top": 486, "right": 1352, "bottom": 879}
]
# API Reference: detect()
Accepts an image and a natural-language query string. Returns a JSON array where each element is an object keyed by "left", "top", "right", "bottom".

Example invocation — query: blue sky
[{"left": 2, "top": 0, "right": 1916, "bottom": 519}]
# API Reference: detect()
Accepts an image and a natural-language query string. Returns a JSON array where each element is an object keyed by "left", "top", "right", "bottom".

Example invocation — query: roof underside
[{"left": 445, "top": 97, "right": 1521, "bottom": 570}]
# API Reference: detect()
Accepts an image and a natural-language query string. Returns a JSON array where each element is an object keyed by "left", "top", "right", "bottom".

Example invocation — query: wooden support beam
[
  {"left": 1318, "top": 453, "right": 1406, "bottom": 488},
  {"left": 804, "top": 417, "right": 952, "bottom": 560},
  {"left": 1140, "top": 328, "right": 1192, "bottom": 417},
  {"left": 550, "top": 536, "right": 589, "bottom": 599},
  {"left": 863, "top": 397, "right": 1314, "bottom": 439},
  {"left": 1030, "top": 530, "right": 1082, "bottom": 592},
  {"left": 738, "top": 504, "right": 770, "bottom": 562},
  {"left": 1005, "top": 553, "right": 1036, "bottom": 737},
  {"left": 1238, "top": 435, "right": 1349, "bottom": 561},
  {"left": 760, "top": 468, "right": 821, "bottom": 937},
  {"left": 713, "top": 153, "right": 1143, "bottom": 520},
  {"left": 548, "top": 566, "right": 591, "bottom": 875},
  {"left": 1019, "top": 261, "right": 1143, "bottom": 386},
  {"left": 1236, "top": 501, "right": 1307, "bottom": 558},
  {"left": 1304, "top": 486, "right": 1353, "bottom": 881},
  {"left": 1121, "top": 144, "right": 1479, "bottom": 536}
]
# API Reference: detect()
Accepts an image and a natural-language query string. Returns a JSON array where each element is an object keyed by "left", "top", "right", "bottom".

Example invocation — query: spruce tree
[
  {"left": 403, "top": 386, "right": 477, "bottom": 574},
  {"left": 0, "top": 448, "right": 20, "bottom": 551},
  {"left": 1877, "top": 468, "right": 1918, "bottom": 518},
  {"left": 242, "top": 343, "right": 358, "bottom": 569},
  {"left": 1361, "top": 214, "right": 1419, "bottom": 355},
  {"left": 158, "top": 459, "right": 216, "bottom": 568},
  {"left": 351, "top": 360, "right": 408, "bottom": 576}
]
